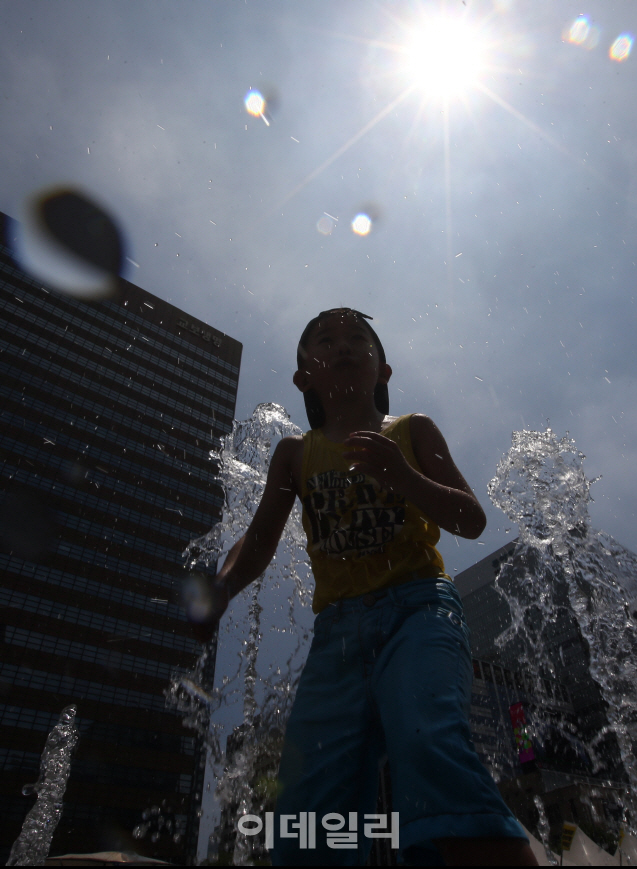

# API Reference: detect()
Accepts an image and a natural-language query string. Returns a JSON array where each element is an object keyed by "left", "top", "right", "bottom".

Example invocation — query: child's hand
[{"left": 343, "top": 431, "right": 416, "bottom": 494}]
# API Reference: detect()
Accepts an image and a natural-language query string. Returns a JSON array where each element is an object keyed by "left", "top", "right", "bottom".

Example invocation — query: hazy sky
[{"left": 2, "top": 0, "right": 636, "bottom": 579}]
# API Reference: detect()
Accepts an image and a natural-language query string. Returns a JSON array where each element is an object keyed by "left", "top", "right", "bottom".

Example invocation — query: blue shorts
[{"left": 272, "top": 576, "right": 527, "bottom": 865}]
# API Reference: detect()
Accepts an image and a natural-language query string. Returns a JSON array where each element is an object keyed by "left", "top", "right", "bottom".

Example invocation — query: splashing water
[
  {"left": 166, "top": 404, "right": 313, "bottom": 864},
  {"left": 132, "top": 800, "right": 184, "bottom": 846},
  {"left": 489, "top": 428, "right": 637, "bottom": 831},
  {"left": 7, "top": 705, "right": 79, "bottom": 866},
  {"left": 532, "top": 795, "right": 558, "bottom": 865}
]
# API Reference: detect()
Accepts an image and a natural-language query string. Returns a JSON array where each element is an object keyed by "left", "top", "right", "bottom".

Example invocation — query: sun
[
  {"left": 278, "top": 4, "right": 554, "bottom": 213},
  {"left": 401, "top": 14, "right": 487, "bottom": 100}
]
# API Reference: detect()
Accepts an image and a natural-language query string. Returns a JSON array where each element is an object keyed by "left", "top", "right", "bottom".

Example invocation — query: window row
[
  {"left": 0, "top": 263, "right": 238, "bottom": 377},
  {"left": 472, "top": 658, "right": 571, "bottom": 704},
  {"left": 55, "top": 542, "right": 187, "bottom": 590},
  {"left": 0, "top": 703, "right": 195, "bottom": 755},
  {"left": 2, "top": 286, "right": 238, "bottom": 390},
  {"left": 469, "top": 691, "right": 494, "bottom": 710},
  {"left": 65, "top": 757, "right": 192, "bottom": 793},
  {"left": 0, "top": 748, "right": 40, "bottom": 774},
  {"left": 0, "top": 704, "right": 58, "bottom": 733},
  {"left": 0, "top": 748, "right": 190, "bottom": 794},
  {"left": 3, "top": 297, "right": 237, "bottom": 405},
  {"left": 64, "top": 495, "right": 205, "bottom": 544},
  {"left": 101, "top": 295, "right": 240, "bottom": 375},
  {"left": 473, "top": 732, "right": 499, "bottom": 747},
  {"left": 1, "top": 385, "right": 219, "bottom": 486},
  {"left": 1, "top": 424, "right": 221, "bottom": 518},
  {"left": 2, "top": 589, "right": 198, "bottom": 654},
  {"left": 0, "top": 459, "right": 206, "bottom": 545},
  {"left": 0, "top": 321, "right": 234, "bottom": 425},
  {"left": 0, "top": 553, "right": 186, "bottom": 621},
  {"left": 1, "top": 660, "right": 169, "bottom": 714},
  {"left": 4, "top": 622, "right": 174, "bottom": 680},
  {"left": 469, "top": 711, "right": 499, "bottom": 730},
  {"left": 0, "top": 355, "right": 229, "bottom": 447},
  {"left": 57, "top": 526, "right": 183, "bottom": 568}
]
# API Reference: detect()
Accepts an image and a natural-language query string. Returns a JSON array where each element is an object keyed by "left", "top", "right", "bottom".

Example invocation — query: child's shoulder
[
  {"left": 384, "top": 413, "right": 438, "bottom": 437},
  {"left": 405, "top": 413, "right": 455, "bottom": 477},
  {"left": 408, "top": 413, "right": 444, "bottom": 443},
  {"left": 275, "top": 434, "right": 304, "bottom": 463}
]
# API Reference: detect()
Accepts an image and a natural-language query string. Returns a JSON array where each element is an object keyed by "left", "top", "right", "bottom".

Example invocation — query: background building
[
  {"left": 457, "top": 542, "right": 627, "bottom": 850},
  {"left": 0, "top": 211, "right": 241, "bottom": 864},
  {"left": 456, "top": 541, "right": 621, "bottom": 765}
]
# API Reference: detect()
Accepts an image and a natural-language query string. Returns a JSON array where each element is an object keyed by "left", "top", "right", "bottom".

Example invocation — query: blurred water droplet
[{"left": 13, "top": 187, "right": 125, "bottom": 299}]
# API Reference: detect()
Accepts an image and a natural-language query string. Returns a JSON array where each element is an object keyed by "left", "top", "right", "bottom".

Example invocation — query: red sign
[{"left": 509, "top": 702, "right": 535, "bottom": 763}]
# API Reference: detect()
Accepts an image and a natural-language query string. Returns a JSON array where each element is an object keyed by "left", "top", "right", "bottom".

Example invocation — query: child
[{"left": 195, "top": 309, "right": 537, "bottom": 866}]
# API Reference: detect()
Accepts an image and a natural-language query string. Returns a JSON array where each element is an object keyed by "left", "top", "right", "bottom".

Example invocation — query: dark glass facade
[
  {"left": 0, "top": 212, "right": 241, "bottom": 863},
  {"left": 456, "top": 540, "right": 623, "bottom": 776},
  {"left": 457, "top": 540, "right": 627, "bottom": 848}
]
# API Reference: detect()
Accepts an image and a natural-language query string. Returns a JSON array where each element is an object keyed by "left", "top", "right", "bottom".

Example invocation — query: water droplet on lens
[{"left": 14, "top": 187, "right": 125, "bottom": 299}]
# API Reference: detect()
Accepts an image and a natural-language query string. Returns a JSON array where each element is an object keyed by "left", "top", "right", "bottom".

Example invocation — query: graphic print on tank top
[{"left": 302, "top": 469, "right": 405, "bottom": 557}]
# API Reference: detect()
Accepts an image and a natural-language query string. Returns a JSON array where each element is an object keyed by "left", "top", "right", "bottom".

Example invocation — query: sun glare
[{"left": 403, "top": 15, "right": 486, "bottom": 99}]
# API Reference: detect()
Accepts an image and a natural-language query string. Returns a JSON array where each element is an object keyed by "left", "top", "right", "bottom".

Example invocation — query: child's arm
[
  {"left": 344, "top": 415, "right": 486, "bottom": 539},
  {"left": 188, "top": 437, "right": 299, "bottom": 641}
]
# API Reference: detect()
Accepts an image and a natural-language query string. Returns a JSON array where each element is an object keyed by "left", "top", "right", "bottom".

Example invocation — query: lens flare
[
  {"left": 610, "top": 33, "right": 633, "bottom": 62},
  {"left": 351, "top": 213, "right": 372, "bottom": 236},
  {"left": 403, "top": 16, "right": 486, "bottom": 99},
  {"left": 244, "top": 89, "right": 270, "bottom": 125},
  {"left": 565, "top": 15, "right": 600, "bottom": 50},
  {"left": 245, "top": 89, "right": 266, "bottom": 117},
  {"left": 568, "top": 16, "right": 589, "bottom": 46},
  {"left": 317, "top": 215, "right": 335, "bottom": 235}
]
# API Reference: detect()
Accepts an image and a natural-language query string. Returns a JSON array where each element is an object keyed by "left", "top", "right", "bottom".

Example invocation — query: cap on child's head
[{"left": 296, "top": 308, "right": 389, "bottom": 429}]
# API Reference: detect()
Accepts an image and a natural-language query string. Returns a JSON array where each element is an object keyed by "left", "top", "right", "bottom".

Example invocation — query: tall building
[{"left": 0, "top": 211, "right": 241, "bottom": 864}]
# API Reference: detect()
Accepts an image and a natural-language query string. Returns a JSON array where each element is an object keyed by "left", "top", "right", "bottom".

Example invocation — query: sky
[{"left": 2, "top": 0, "right": 637, "bottom": 578}]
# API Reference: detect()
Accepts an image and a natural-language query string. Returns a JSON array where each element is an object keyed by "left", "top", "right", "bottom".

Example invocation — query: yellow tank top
[{"left": 301, "top": 414, "right": 447, "bottom": 613}]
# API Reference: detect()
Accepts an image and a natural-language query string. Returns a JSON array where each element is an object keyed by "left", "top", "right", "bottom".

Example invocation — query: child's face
[{"left": 294, "top": 312, "right": 391, "bottom": 397}]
